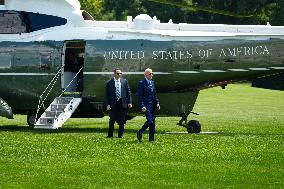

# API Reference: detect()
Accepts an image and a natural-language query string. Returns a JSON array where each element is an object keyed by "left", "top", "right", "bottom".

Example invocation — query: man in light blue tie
[
  {"left": 106, "top": 68, "right": 132, "bottom": 138},
  {"left": 137, "top": 68, "right": 160, "bottom": 142}
]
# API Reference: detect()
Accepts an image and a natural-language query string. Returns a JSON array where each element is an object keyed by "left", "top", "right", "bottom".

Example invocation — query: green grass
[{"left": 0, "top": 83, "right": 283, "bottom": 188}]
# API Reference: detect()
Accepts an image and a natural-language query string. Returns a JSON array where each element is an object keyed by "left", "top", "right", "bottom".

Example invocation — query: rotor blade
[{"left": 148, "top": 0, "right": 253, "bottom": 18}]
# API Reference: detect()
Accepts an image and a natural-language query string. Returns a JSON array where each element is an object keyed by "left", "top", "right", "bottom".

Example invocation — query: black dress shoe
[
  {"left": 118, "top": 135, "right": 123, "bottom": 138},
  {"left": 137, "top": 131, "right": 142, "bottom": 142}
]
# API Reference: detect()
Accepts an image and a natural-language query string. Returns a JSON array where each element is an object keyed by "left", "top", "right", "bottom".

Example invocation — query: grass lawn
[{"left": 0, "top": 83, "right": 283, "bottom": 188}]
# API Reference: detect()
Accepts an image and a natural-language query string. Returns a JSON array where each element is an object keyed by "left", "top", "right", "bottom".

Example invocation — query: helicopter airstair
[
  {"left": 34, "top": 97, "right": 81, "bottom": 129},
  {"left": 34, "top": 66, "right": 83, "bottom": 129}
]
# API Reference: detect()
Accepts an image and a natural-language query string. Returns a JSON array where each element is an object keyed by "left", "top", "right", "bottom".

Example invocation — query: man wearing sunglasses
[
  {"left": 106, "top": 68, "right": 132, "bottom": 138},
  {"left": 137, "top": 68, "right": 160, "bottom": 142}
]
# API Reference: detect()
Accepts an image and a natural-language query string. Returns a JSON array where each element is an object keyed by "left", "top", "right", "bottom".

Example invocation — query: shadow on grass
[
  {"left": 0, "top": 125, "right": 187, "bottom": 135},
  {"left": 0, "top": 125, "right": 283, "bottom": 137},
  {"left": 0, "top": 125, "right": 136, "bottom": 134},
  {"left": 0, "top": 125, "right": 33, "bottom": 132}
]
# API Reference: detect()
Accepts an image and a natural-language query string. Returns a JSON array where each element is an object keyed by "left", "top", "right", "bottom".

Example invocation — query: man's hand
[
  {"left": 142, "top": 107, "right": 147, "bottom": 112},
  {"left": 107, "top": 105, "right": 111, "bottom": 111},
  {"left": 157, "top": 104, "right": 160, "bottom": 110},
  {"left": 128, "top": 104, "right": 132, "bottom": 108}
]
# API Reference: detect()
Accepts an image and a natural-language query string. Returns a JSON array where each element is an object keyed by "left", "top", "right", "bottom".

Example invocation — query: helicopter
[{"left": 0, "top": 0, "right": 283, "bottom": 132}]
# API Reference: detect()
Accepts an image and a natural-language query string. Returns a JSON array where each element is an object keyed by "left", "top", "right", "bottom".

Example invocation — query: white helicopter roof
[{"left": 0, "top": 0, "right": 283, "bottom": 42}]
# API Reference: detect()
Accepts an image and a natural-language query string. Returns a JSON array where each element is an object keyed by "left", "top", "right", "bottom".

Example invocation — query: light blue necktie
[{"left": 116, "top": 80, "right": 120, "bottom": 100}]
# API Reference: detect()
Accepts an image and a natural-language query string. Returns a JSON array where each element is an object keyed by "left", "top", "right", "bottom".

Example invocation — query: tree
[
  {"left": 79, "top": 0, "right": 284, "bottom": 25},
  {"left": 79, "top": 0, "right": 113, "bottom": 20},
  {"left": 103, "top": 0, "right": 147, "bottom": 21}
]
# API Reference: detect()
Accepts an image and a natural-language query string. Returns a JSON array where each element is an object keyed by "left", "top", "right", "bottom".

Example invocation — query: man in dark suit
[
  {"left": 137, "top": 68, "right": 160, "bottom": 142},
  {"left": 106, "top": 68, "right": 132, "bottom": 138}
]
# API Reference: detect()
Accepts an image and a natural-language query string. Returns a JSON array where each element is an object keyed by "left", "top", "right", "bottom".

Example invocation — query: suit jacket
[
  {"left": 137, "top": 78, "right": 159, "bottom": 110},
  {"left": 106, "top": 78, "right": 132, "bottom": 109}
]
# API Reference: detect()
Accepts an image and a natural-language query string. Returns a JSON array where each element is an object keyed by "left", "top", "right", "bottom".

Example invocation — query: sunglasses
[
  {"left": 116, "top": 73, "right": 122, "bottom": 75},
  {"left": 148, "top": 73, "right": 153, "bottom": 75}
]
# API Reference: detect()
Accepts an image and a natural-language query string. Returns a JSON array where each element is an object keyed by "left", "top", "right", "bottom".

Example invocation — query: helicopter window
[
  {"left": 24, "top": 12, "right": 67, "bottom": 32},
  {"left": 0, "top": 53, "right": 11, "bottom": 69},
  {"left": 14, "top": 52, "right": 38, "bottom": 66},
  {"left": 82, "top": 11, "right": 94, "bottom": 21},
  {"left": 0, "top": 11, "right": 26, "bottom": 34},
  {"left": 40, "top": 52, "right": 52, "bottom": 70}
]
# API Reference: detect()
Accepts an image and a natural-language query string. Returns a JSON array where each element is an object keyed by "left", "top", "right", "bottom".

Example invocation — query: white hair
[{"left": 144, "top": 68, "right": 152, "bottom": 74}]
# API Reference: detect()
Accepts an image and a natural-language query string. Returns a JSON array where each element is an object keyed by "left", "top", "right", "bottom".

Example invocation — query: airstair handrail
[{"left": 35, "top": 66, "right": 63, "bottom": 122}]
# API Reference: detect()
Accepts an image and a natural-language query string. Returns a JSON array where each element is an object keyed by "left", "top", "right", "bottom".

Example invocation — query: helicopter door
[{"left": 62, "top": 41, "right": 86, "bottom": 94}]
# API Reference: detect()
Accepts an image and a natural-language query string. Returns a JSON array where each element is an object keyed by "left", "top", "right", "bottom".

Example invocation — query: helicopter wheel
[
  {"left": 186, "top": 120, "right": 201, "bottom": 133},
  {"left": 27, "top": 112, "right": 36, "bottom": 128}
]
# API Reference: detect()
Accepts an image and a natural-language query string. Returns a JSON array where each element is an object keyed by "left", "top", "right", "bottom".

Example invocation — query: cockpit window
[
  {"left": 24, "top": 12, "right": 67, "bottom": 32},
  {"left": 0, "top": 10, "right": 67, "bottom": 34},
  {"left": 0, "top": 0, "right": 4, "bottom": 5}
]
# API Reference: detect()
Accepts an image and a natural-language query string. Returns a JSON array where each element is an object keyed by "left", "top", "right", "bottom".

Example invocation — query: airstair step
[
  {"left": 50, "top": 104, "right": 67, "bottom": 111},
  {"left": 40, "top": 117, "right": 55, "bottom": 124},
  {"left": 45, "top": 111, "right": 62, "bottom": 118},
  {"left": 55, "top": 97, "right": 73, "bottom": 104},
  {"left": 34, "top": 124, "right": 55, "bottom": 129}
]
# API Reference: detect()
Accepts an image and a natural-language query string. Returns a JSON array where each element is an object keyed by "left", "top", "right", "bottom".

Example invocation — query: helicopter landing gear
[
  {"left": 27, "top": 112, "right": 36, "bottom": 128},
  {"left": 177, "top": 109, "right": 201, "bottom": 133},
  {"left": 186, "top": 120, "right": 201, "bottom": 133}
]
